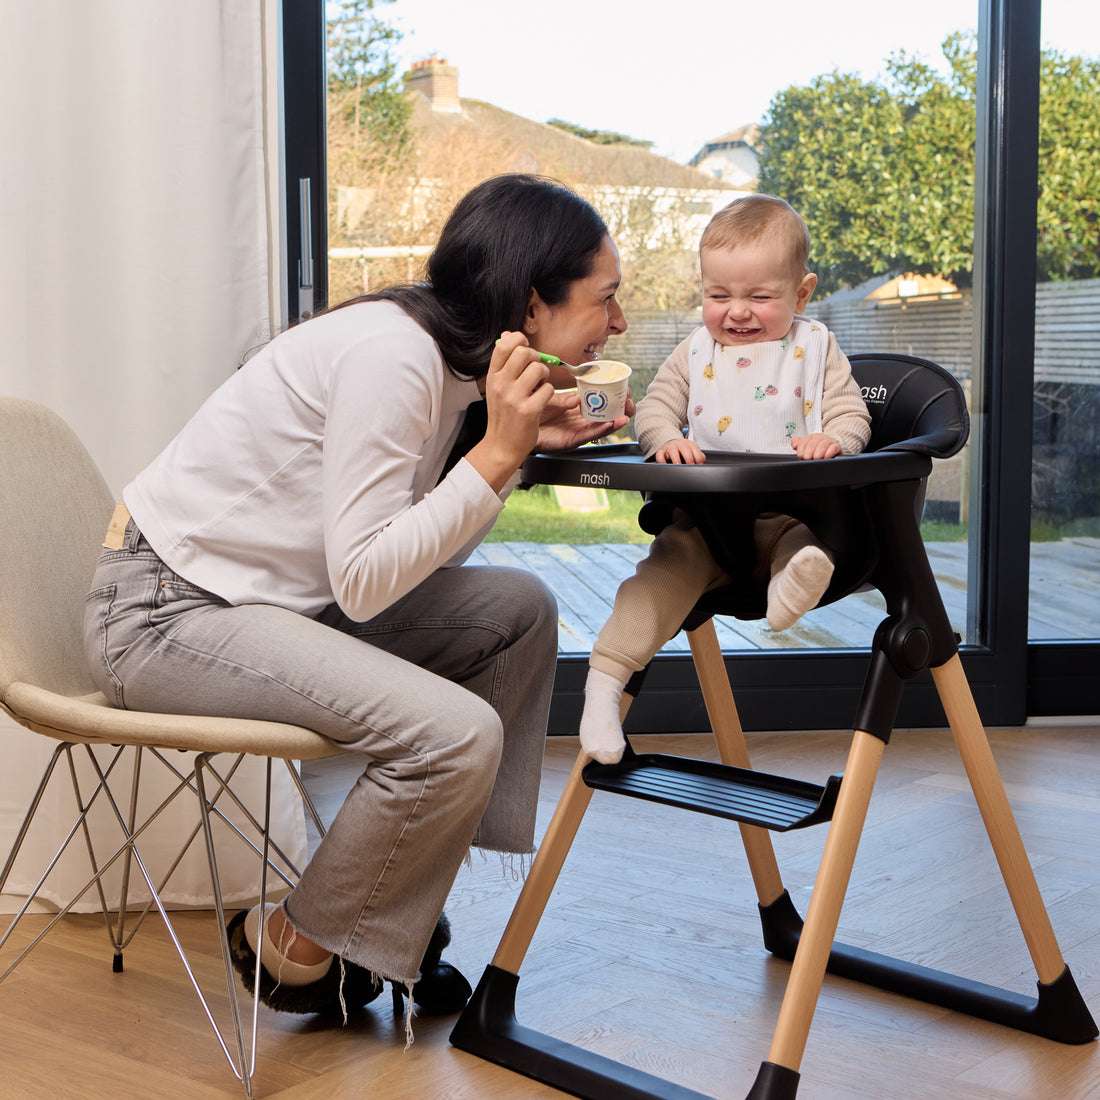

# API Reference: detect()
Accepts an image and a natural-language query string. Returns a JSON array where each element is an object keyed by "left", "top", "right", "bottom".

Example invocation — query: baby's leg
[
  {"left": 582, "top": 519, "right": 727, "bottom": 763},
  {"left": 761, "top": 517, "right": 834, "bottom": 631}
]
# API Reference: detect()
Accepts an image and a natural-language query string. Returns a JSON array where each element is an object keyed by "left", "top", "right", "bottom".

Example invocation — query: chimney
[{"left": 403, "top": 56, "right": 461, "bottom": 113}]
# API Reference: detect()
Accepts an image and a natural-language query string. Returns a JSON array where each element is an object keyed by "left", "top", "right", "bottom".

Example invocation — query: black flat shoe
[
  {"left": 390, "top": 911, "right": 473, "bottom": 1016},
  {"left": 226, "top": 908, "right": 383, "bottom": 1015}
]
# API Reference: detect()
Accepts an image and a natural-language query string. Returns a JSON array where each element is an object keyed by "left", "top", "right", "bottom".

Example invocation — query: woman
[{"left": 83, "top": 174, "right": 630, "bottom": 1027}]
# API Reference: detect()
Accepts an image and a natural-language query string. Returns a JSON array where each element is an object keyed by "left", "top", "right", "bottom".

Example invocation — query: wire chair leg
[{"left": 195, "top": 752, "right": 272, "bottom": 1100}]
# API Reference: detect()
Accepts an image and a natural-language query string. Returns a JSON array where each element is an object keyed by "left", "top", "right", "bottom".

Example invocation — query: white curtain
[{"left": 0, "top": 1, "right": 307, "bottom": 910}]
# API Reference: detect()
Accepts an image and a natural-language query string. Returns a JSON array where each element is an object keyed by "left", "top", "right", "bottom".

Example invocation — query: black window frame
[
  {"left": 282, "top": 1, "right": 328, "bottom": 326},
  {"left": 281, "top": 0, "right": 1099, "bottom": 733}
]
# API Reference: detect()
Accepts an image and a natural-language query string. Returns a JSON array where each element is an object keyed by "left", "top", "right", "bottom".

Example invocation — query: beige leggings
[{"left": 590, "top": 511, "right": 820, "bottom": 683}]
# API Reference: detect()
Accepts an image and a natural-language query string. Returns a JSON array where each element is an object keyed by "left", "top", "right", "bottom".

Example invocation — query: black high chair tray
[
  {"left": 520, "top": 442, "right": 932, "bottom": 495},
  {"left": 522, "top": 442, "right": 936, "bottom": 625}
]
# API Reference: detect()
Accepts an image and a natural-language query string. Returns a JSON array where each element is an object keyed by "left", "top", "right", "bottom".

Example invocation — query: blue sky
[{"left": 379, "top": 0, "right": 1097, "bottom": 163}]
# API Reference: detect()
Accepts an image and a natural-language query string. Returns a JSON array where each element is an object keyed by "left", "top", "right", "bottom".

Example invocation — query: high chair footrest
[{"left": 582, "top": 754, "right": 841, "bottom": 831}]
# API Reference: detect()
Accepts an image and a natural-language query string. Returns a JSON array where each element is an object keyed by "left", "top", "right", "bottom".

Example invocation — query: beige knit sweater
[{"left": 635, "top": 326, "right": 871, "bottom": 458}]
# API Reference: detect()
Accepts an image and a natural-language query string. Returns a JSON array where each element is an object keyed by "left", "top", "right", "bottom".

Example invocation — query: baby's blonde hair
[{"left": 700, "top": 194, "right": 811, "bottom": 280}]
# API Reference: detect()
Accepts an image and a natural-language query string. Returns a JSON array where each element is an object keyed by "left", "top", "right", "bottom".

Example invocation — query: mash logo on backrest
[{"left": 861, "top": 383, "right": 889, "bottom": 406}]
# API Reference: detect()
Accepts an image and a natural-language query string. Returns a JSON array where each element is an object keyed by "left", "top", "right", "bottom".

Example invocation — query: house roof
[
  {"left": 409, "top": 93, "right": 735, "bottom": 192},
  {"left": 820, "top": 272, "right": 898, "bottom": 302},
  {"left": 820, "top": 272, "right": 960, "bottom": 303},
  {"left": 698, "top": 123, "right": 761, "bottom": 151}
]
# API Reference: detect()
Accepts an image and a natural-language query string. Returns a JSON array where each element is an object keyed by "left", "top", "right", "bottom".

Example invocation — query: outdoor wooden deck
[{"left": 467, "top": 536, "right": 1100, "bottom": 653}]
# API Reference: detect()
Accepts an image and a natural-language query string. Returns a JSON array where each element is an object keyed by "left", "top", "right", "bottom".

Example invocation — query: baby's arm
[
  {"left": 816, "top": 334, "right": 872, "bottom": 455},
  {"left": 636, "top": 336, "right": 693, "bottom": 456},
  {"left": 790, "top": 335, "right": 870, "bottom": 461}
]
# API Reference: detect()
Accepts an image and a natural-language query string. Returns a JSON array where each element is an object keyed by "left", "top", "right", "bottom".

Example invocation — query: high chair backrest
[
  {"left": 847, "top": 353, "right": 970, "bottom": 458},
  {"left": 0, "top": 398, "right": 115, "bottom": 697}
]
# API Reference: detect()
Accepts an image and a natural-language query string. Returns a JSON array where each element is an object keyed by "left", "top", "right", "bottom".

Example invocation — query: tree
[
  {"left": 757, "top": 35, "right": 1099, "bottom": 292},
  {"left": 1037, "top": 52, "right": 1100, "bottom": 282},
  {"left": 758, "top": 71, "right": 909, "bottom": 293},
  {"left": 886, "top": 34, "right": 976, "bottom": 286},
  {"left": 547, "top": 119, "right": 654, "bottom": 149},
  {"left": 758, "top": 36, "right": 976, "bottom": 293},
  {"left": 326, "top": 0, "right": 415, "bottom": 302},
  {"left": 589, "top": 183, "right": 704, "bottom": 312},
  {"left": 327, "top": 0, "right": 411, "bottom": 155}
]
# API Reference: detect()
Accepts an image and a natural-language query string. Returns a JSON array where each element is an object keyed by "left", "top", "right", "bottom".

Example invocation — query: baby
[{"left": 580, "top": 194, "right": 871, "bottom": 764}]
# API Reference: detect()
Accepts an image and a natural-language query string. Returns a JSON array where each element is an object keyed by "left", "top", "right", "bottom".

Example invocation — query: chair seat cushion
[{"left": 2, "top": 682, "right": 340, "bottom": 760}]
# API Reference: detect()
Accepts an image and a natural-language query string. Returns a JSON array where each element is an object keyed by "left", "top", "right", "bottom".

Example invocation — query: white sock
[
  {"left": 579, "top": 667, "right": 627, "bottom": 764},
  {"left": 244, "top": 903, "right": 333, "bottom": 987},
  {"left": 767, "top": 546, "right": 833, "bottom": 631}
]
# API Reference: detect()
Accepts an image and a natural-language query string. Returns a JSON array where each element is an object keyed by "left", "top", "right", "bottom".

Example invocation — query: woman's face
[{"left": 526, "top": 235, "right": 628, "bottom": 385}]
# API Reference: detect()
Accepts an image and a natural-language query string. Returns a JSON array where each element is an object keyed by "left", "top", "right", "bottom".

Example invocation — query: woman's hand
[
  {"left": 465, "top": 333, "right": 557, "bottom": 491},
  {"left": 534, "top": 389, "right": 635, "bottom": 453}
]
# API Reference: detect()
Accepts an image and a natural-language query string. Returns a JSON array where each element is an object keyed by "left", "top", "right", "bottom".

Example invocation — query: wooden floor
[
  {"left": 468, "top": 537, "right": 1100, "bottom": 652},
  {"left": 1, "top": 721, "right": 1098, "bottom": 1098}
]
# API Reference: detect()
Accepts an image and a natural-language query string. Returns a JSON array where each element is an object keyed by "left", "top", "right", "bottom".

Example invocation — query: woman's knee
[
  {"left": 495, "top": 567, "right": 558, "bottom": 649},
  {"left": 438, "top": 695, "right": 505, "bottom": 795}
]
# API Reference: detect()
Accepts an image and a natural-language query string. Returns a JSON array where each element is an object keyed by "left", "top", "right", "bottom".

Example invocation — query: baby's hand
[
  {"left": 790, "top": 433, "right": 841, "bottom": 460},
  {"left": 655, "top": 437, "right": 706, "bottom": 464}
]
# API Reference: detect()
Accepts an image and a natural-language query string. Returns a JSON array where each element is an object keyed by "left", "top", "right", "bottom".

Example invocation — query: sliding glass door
[{"left": 282, "top": 0, "right": 1099, "bottom": 731}]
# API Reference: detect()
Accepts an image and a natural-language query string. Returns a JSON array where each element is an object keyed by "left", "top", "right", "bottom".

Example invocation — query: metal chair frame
[{"left": 0, "top": 733, "right": 334, "bottom": 1097}]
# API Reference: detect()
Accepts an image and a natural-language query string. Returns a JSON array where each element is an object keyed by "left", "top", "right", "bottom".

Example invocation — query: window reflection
[
  {"left": 326, "top": 2, "right": 984, "bottom": 654},
  {"left": 1029, "top": 3, "right": 1100, "bottom": 640}
]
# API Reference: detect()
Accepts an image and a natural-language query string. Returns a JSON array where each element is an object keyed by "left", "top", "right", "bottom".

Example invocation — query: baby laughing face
[{"left": 700, "top": 242, "right": 817, "bottom": 347}]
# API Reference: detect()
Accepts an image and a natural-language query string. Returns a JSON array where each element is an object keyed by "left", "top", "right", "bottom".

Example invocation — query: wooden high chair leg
[
  {"left": 763, "top": 728, "right": 885, "bottom": 1076},
  {"left": 488, "top": 687, "right": 636, "bottom": 975},
  {"left": 931, "top": 654, "right": 1066, "bottom": 984},
  {"left": 490, "top": 749, "right": 595, "bottom": 975},
  {"left": 687, "top": 620, "right": 784, "bottom": 905}
]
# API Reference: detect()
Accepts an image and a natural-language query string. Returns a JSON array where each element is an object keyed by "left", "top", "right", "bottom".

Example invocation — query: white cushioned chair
[{"left": 0, "top": 396, "right": 342, "bottom": 1098}]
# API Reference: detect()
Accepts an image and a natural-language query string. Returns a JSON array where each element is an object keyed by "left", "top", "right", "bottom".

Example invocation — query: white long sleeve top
[{"left": 125, "top": 301, "right": 509, "bottom": 622}]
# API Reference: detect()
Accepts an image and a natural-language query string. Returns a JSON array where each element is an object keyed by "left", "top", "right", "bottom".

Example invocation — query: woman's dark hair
[{"left": 335, "top": 174, "right": 609, "bottom": 377}]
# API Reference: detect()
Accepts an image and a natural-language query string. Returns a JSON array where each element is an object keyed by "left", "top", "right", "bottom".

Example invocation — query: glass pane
[
  {"left": 1029, "top": 1, "right": 1100, "bottom": 641},
  {"left": 325, "top": 0, "right": 980, "bottom": 656}
]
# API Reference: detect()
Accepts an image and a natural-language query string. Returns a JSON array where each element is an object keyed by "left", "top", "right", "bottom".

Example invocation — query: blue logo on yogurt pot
[{"left": 583, "top": 390, "right": 610, "bottom": 418}]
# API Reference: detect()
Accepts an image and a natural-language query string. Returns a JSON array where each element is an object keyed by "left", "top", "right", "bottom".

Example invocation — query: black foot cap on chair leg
[
  {"left": 745, "top": 1061, "right": 800, "bottom": 1100},
  {"left": 112, "top": 952, "right": 123, "bottom": 973}
]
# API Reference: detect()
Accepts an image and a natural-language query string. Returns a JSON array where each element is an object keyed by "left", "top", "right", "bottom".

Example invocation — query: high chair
[{"left": 450, "top": 353, "right": 1097, "bottom": 1099}]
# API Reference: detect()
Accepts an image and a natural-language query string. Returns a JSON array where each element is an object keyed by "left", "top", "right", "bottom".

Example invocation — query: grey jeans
[{"left": 82, "top": 520, "right": 556, "bottom": 984}]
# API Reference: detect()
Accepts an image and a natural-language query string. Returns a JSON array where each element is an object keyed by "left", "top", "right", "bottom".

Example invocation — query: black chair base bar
[
  {"left": 582, "top": 749, "right": 842, "bottom": 832},
  {"left": 759, "top": 891, "right": 1098, "bottom": 1044},
  {"left": 450, "top": 965, "right": 715, "bottom": 1100}
]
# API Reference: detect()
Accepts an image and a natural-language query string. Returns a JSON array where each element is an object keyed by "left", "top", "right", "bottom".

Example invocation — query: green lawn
[
  {"left": 486, "top": 483, "right": 651, "bottom": 543},
  {"left": 487, "top": 483, "right": 972, "bottom": 544}
]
